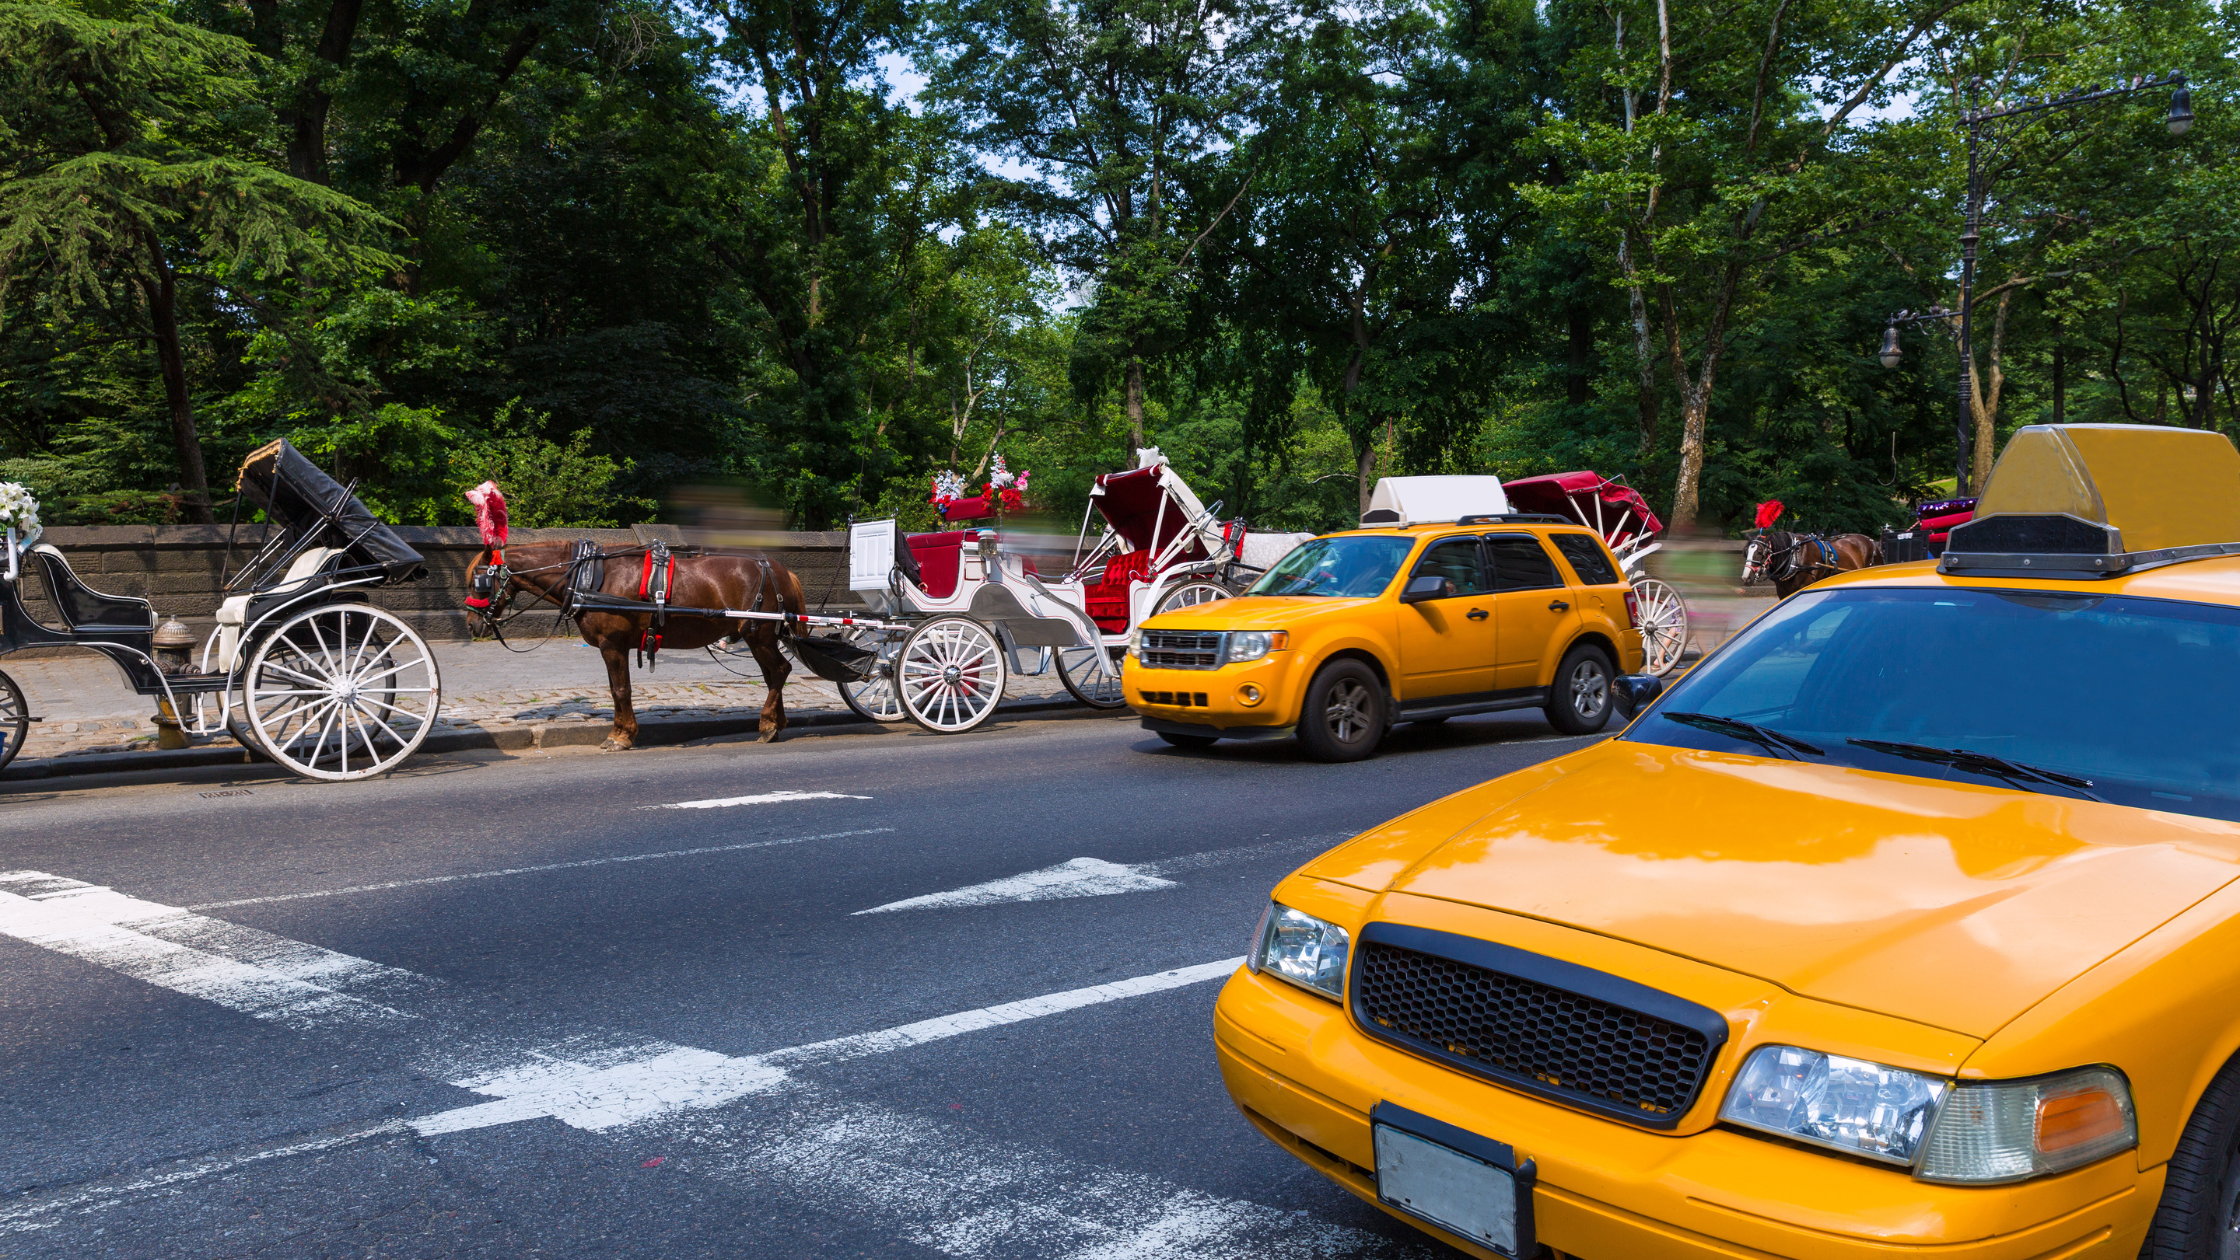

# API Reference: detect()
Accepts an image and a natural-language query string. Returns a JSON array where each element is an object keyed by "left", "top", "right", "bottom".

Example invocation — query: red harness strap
[{"left": 637, "top": 544, "right": 676, "bottom": 665}]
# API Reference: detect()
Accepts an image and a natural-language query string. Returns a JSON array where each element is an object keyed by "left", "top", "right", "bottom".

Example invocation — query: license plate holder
[{"left": 1371, "top": 1101, "right": 1537, "bottom": 1258}]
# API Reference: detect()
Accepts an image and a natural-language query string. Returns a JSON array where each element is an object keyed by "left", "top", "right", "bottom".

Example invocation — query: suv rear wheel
[
  {"left": 1546, "top": 643, "right": 1614, "bottom": 735},
  {"left": 1297, "top": 659, "right": 1386, "bottom": 762}
]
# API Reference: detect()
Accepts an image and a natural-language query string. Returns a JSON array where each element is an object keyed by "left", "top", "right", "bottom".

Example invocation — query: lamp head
[
  {"left": 2168, "top": 78, "right": 2193, "bottom": 135},
  {"left": 1880, "top": 325, "right": 1903, "bottom": 370}
]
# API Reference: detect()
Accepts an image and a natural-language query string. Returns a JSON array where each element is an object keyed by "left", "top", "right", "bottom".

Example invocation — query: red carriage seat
[
  {"left": 1080, "top": 549, "right": 1152, "bottom": 632},
  {"left": 905, "top": 532, "right": 967, "bottom": 599}
]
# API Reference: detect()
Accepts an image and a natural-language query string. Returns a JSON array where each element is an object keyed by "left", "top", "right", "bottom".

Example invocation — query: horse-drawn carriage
[
  {"left": 0, "top": 440, "right": 441, "bottom": 779},
  {"left": 828, "top": 451, "right": 1307, "bottom": 733},
  {"left": 1500, "top": 470, "right": 1691, "bottom": 675}
]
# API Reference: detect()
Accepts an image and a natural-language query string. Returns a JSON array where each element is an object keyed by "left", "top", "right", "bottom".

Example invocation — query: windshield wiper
[
  {"left": 1846, "top": 739, "right": 2103, "bottom": 803},
  {"left": 1662, "top": 712, "right": 1825, "bottom": 760}
]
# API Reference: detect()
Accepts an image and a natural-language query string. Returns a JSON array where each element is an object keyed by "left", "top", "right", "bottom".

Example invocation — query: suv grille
[
  {"left": 1139, "top": 630, "right": 1223, "bottom": 669},
  {"left": 1353, "top": 937, "right": 1719, "bottom": 1127}
]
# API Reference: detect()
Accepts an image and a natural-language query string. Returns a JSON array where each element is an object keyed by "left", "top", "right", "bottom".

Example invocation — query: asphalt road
[{"left": 0, "top": 708, "right": 1603, "bottom": 1259}]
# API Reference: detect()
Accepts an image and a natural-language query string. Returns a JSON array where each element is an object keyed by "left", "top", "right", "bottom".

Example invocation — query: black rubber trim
[
  {"left": 1138, "top": 716, "right": 1293, "bottom": 742},
  {"left": 1370, "top": 1101, "right": 1538, "bottom": 1259},
  {"left": 1396, "top": 687, "right": 1545, "bottom": 719},
  {"left": 1351, "top": 922, "right": 1729, "bottom": 1130}
]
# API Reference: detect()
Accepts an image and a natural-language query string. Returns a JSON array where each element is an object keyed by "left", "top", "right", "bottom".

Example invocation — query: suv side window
[
  {"left": 1410, "top": 538, "right": 1489, "bottom": 598},
  {"left": 1485, "top": 534, "right": 1565, "bottom": 591},
  {"left": 1550, "top": 533, "right": 1621, "bottom": 586}
]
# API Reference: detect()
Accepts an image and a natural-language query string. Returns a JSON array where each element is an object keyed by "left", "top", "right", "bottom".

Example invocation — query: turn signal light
[{"left": 2036, "top": 1086, "right": 2128, "bottom": 1154}]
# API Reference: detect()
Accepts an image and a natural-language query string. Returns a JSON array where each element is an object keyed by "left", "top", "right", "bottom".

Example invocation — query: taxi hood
[{"left": 1307, "top": 742, "right": 2240, "bottom": 1038}]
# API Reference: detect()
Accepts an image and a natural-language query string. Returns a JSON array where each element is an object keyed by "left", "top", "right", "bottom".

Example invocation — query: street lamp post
[{"left": 1881, "top": 71, "right": 2193, "bottom": 495}]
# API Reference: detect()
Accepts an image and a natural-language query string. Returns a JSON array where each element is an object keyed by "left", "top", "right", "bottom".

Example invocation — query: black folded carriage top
[{"left": 235, "top": 439, "right": 426, "bottom": 584}]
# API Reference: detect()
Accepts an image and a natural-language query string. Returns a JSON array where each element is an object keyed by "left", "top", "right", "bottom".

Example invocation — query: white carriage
[{"left": 827, "top": 451, "right": 1308, "bottom": 733}]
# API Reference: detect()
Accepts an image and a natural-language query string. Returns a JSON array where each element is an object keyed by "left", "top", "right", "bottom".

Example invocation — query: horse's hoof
[
  {"left": 601, "top": 737, "right": 634, "bottom": 752},
  {"left": 757, "top": 726, "right": 783, "bottom": 744}
]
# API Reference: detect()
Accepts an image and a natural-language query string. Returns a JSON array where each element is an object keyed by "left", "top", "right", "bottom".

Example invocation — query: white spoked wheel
[
  {"left": 839, "top": 626, "right": 907, "bottom": 723},
  {"left": 1155, "top": 580, "right": 1232, "bottom": 615},
  {"left": 243, "top": 603, "right": 441, "bottom": 780},
  {"left": 1056, "top": 642, "right": 1127, "bottom": 709},
  {"left": 1632, "top": 576, "right": 1690, "bottom": 677},
  {"left": 897, "top": 616, "right": 1008, "bottom": 734}
]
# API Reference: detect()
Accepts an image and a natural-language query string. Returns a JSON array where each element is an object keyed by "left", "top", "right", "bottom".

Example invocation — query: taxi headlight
[
  {"left": 1915, "top": 1067, "right": 2137, "bottom": 1184},
  {"left": 1225, "top": 630, "right": 1288, "bottom": 664},
  {"left": 1247, "top": 902, "right": 1348, "bottom": 1000},
  {"left": 1720, "top": 1044, "right": 1946, "bottom": 1166}
]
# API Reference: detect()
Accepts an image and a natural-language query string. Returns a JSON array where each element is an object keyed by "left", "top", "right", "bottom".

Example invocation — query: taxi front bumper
[
  {"left": 1124, "top": 652, "right": 1303, "bottom": 732},
  {"left": 1213, "top": 968, "right": 2156, "bottom": 1260}
]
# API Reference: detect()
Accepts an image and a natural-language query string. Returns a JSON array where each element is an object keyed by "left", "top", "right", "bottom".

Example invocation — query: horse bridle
[{"left": 1747, "top": 533, "right": 1834, "bottom": 585}]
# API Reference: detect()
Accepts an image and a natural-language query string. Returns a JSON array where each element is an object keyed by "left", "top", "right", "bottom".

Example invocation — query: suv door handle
[
  {"left": 1547, "top": 599, "right": 1570, "bottom": 612},
  {"left": 1466, "top": 607, "right": 1489, "bottom": 621}
]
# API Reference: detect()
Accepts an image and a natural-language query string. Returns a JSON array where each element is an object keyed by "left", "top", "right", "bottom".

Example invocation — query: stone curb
[{"left": 1, "top": 694, "right": 1098, "bottom": 781}]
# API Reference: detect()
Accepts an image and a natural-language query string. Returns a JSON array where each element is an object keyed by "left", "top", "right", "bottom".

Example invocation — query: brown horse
[
  {"left": 1741, "top": 530, "right": 1882, "bottom": 598},
  {"left": 471, "top": 541, "right": 807, "bottom": 750}
]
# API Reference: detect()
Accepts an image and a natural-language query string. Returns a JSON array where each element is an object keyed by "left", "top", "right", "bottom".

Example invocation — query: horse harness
[
  {"left": 1759, "top": 533, "right": 1840, "bottom": 585},
  {"left": 466, "top": 541, "right": 785, "bottom": 666}
]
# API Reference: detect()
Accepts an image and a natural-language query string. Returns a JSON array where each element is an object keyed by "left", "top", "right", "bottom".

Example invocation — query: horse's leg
[
  {"left": 601, "top": 642, "right": 638, "bottom": 751},
  {"left": 748, "top": 625, "right": 791, "bottom": 743}
]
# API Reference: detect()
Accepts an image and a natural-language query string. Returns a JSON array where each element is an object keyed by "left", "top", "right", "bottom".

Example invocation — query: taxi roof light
[
  {"left": 1361, "top": 476, "right": 1512, "bottom": 527},
  {"left": 1940, "top": 424, "right": 2240, "bottom": 580}
]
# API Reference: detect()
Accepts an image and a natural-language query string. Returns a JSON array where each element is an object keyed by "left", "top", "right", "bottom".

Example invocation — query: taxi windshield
[
  {"left": 1246, "top": 535, "right": 1415, "bottom": 598},
  {"left": 1628, "top": 587, "right": 2240, "bottom": 823}
]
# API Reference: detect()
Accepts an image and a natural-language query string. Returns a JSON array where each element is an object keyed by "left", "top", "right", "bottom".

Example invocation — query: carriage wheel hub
[{"left": 943, "top": 664, "right": 961, "bottom": 684}]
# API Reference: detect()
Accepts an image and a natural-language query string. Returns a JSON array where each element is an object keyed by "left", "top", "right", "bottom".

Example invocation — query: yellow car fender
[{"left": 1959, "top": 874, "right": 2240, "bottom": 1168}]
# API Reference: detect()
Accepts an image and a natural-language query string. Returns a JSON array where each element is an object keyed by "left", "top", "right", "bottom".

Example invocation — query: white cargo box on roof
[{"left": 1360, "top": 476, "right": 1512, "bottom": 527}]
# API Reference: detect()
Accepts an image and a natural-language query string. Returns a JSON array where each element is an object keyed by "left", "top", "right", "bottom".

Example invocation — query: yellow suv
[{"left": 1123, "top": 518, "right": 1646, "bottom": 760}]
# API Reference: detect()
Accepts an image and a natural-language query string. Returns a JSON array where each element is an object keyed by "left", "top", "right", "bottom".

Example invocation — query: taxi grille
[
  {"left": 1353, "top": 938, "right": 1718, "bottom": 1127},
  {"left": 1140, "top": 630, "right": 1223, "bottom": 670}
]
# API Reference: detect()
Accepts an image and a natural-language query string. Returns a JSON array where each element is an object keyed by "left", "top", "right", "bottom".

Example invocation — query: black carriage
[{"left": 0, "top": 440, "right": 442, "bottom": 779}]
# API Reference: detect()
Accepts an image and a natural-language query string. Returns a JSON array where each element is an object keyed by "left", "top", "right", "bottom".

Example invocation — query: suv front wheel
[
  {"left": 1546, "top": 643, "right": 1615, "bottom": 735},
  {"left": 1297, "top": 659, "right": 1387, "bottom": 762}
]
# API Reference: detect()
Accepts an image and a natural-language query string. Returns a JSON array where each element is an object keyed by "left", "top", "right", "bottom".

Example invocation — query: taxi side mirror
[
  {"left": 1401, "top": 575, "right": 1451, "bottom": 604},
  {"left": 1611, "top": 673, "right": 1665, "bottom": 719}
]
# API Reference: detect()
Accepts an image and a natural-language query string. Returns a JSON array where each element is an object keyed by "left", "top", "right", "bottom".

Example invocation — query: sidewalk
[{"left": 3, "top": 637, "right": 1074, "bottom": 762}]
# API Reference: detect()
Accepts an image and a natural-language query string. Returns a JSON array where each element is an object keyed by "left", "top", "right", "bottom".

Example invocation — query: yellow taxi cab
[
  {"left": 1122, "top": 477, "right": 1648, "bottom": 760},
  {"left": 1214, "top": 425, "right": 2240, "bottom": 1259}
]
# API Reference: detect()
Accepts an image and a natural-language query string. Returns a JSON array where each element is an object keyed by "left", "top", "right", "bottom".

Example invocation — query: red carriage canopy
[
  {"left": 1501, "top": 471, "right": 1664, "bottom": 549},
  {"left": 1092, "top": 466, "right": 1209, "bottom": 561}
]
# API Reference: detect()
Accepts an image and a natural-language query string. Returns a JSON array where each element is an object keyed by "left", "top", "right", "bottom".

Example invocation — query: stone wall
[{"left": 12, "top": 525, "right": 860, "bottom": 647}]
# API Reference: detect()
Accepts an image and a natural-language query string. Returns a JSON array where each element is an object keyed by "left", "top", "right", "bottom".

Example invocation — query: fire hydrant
[{"left": 151, "top": 616, "right": 196, "bottom": 749}]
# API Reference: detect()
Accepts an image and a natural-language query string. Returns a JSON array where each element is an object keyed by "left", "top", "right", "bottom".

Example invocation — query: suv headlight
[
  {"left": 1721, "top": 1045, "right": 1946, "bottom": 1166},
  {"left": 1247, "top": 902, "right": 1348, "bottom": 1000},
  {"left": 1225, "top": 630, "right": 1288, "bottom": 664},
  {"left": 1126, "top": 627, "right": 1142, "bottom": 659}
]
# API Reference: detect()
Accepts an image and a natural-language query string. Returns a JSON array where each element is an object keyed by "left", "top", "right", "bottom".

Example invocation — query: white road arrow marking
[
  {"left": 854, "top": 857, "right": 1176, "bottom": 915},
  {"left": 658, "top": 789, "right": 871, "bottom": 810},
  {"left": 852, "top": 833, "right": 1359, "bottom": 916}
]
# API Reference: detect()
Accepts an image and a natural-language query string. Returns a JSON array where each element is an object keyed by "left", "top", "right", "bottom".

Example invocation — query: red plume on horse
[
  {"left": 1740, "top": 497, "right": 1881, "bottom": 598},
  {"left": 462, "top": 484, "right": 808, "bottom": 750}
]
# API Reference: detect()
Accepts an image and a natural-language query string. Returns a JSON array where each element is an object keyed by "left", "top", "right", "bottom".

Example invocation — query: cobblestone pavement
[{"left": 2, "top": 636, "right": 1072, "bottom": 760}]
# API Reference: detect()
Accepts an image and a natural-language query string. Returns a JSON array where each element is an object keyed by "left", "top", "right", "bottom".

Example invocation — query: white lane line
[
  {"left": 409, "top": 959, "right": 1243, "bottom": 1135},
  {"left": 0, "top": 882, "right": 416, "bottom": 1031},
  {"left": 655, "top": 789, "right": 871, "bottom": 810},
  {"left": 0, "top": 1121, "right": 411, "bottom": 1236},
  {"left": 182, "top": 828, "right": 895, "bottom": 910},
  {"left": 853, "top": 833, "right": 1355, "bottom": 915}
]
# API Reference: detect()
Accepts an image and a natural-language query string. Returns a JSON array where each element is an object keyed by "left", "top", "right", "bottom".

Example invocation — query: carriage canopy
[
  {"left": 236, "top": 440, "right": 425, "bottom": 583},
  {"left": 1090, "top": 464, "right": 1214, "bottom": 560},
  {"left": 1501, "top": 471, "right": 1664, "bottom": 549}
]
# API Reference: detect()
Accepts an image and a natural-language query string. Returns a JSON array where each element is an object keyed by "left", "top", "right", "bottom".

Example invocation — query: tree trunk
[
  {"left": 1968, "top": 290, "right": 2014, "bottom": 489},
  {"left": 1355, "top": 438, "right": 1377, "bottom": 516},
  {"left": 139, "top": 234, "right": 212, "bottom": 524},
  {"left": 1670, "top": 385, "right": 1708, "bottom": 529},
  {"left": 1124, "top": 358, "right": 1147, "bottom": 448}
]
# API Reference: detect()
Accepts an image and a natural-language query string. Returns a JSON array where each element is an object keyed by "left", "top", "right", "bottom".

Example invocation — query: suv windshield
[
  {"left": 1247, "top": 536, "right": 1416, "bottom": 598},
  {"left": 1627, "top": 587, "right": 2240, "bottom": 822}
]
